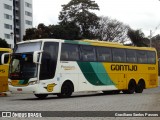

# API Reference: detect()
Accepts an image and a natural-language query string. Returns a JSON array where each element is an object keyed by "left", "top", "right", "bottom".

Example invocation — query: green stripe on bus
[
  {"left": 77, "top": 62, "right": 114, "bottom": 86},
  {"left": 19, "top": 80, "right": 29, "bottom": 85}
]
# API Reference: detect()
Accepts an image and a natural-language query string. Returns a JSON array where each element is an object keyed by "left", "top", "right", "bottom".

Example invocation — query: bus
[
  {"left": 2, "top": 39, "right": 158, "bottom": 99},
  {"left": 0, "top": 48, "right": 11, "bottom": 93}
]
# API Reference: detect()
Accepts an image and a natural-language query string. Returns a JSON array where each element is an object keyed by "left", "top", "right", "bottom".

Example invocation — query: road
[{"left": 0, "top": 86, "right": 160, "bottom": 120}]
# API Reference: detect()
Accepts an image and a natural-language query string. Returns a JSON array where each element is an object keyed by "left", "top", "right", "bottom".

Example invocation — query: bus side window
[
  {"left": 126, "top": 49, "right": 137, "bottom": 63},
  {"left": 80, "top": 45, "right": 96, "bottom": 62},
  {"left": 112, "top": 48, "right": 126, "bottom": 63},
  {"left": 147, "top": 51, "right": 156, "bottom": 64},
  {"left": 137, "top": 51, "right": 147, "bottom": 64},
  {"left": 96, "top": 47, "right": 112, "bottom": 62},
  {"left": 61, "top": 44, "right": 79, "bottom": 61}
]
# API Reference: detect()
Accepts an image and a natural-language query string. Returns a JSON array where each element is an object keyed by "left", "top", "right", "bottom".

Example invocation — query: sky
[{"left": 33, "top": 0, "right": 160, "bottom": 36}]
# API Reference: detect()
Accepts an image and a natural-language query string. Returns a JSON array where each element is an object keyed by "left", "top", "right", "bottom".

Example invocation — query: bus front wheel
[
  {"left": 57, "top": 81, "right": 74, "bottom": 98},
  {"left": 34, "top": 94, "right": 48, "bottom": 99}
]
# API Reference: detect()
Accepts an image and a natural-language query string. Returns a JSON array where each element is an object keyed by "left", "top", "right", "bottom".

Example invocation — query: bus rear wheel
[
  {"left": 34, "top": 94, "right": 48, "bottom": 99},
  {"left": 135, "top": 80, "right": 145, "bottom": 93},
  {"left": 123, "top": 80, "right": 136, "bottom": 94},
  {"left": 57, "top": 82, "right": 73, "bottom": 98}
]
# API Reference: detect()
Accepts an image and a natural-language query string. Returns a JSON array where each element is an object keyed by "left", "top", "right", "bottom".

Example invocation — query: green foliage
[
  {"left": 0, "top": 38, "right": 9, "bottom": 48},
  {"left": 23, "top": 23, "right": 81, "bottom": 40},
  {"left": 127, "top": 29, "right": 149, "bottom": 47},
  {"left": 51, "top": 22, "right": 81, "bottom": 40},
  {"left": 59, "top": 0, "right": 100, "bottom": 39},
  {"left": 151, "top": 34, "right": 160, "bottom": 57}
]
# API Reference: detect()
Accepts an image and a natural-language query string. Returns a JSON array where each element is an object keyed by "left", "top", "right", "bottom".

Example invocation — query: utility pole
[
  {"left": 13, "top": 0, "right": 16, "bottom": 47},
  {"left": 150, "top": 30, "right": 152, "bottom": 47}
]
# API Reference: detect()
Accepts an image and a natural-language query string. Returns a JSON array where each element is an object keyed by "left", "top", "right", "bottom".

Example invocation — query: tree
[
  {"left": 23, "top": 23, "right": 81, "bottom": 40},
  {"left": 50, "top": 22, "right": 81, "bottom": 40},
  {"left": 127, "top": 29, "right": 149, "bottom": 47},
  {"left": 0, "top": 38, "right": 9, "bottom": 48},
  {"left": 23, "top": 28, "right": 37, "bottom": 40},
  {"left": 59, "top": 0, "right": 100, "bottom": 39},
  {"left": 151, "top": 34, "right": 160, "bottom": 57},
  {"left": 23, "top": 23, "right": 51, "bottom": 40},
  {"left": 95, "top": 16, "right": 130, "bottom": 43}
]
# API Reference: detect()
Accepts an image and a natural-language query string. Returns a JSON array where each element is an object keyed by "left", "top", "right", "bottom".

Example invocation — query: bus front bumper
[{"left": 9, "top": 83, "right": 59, "bottom": 94}]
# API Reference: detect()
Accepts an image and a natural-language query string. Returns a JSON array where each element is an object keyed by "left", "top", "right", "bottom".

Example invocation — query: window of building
[
  {"left": 4, "top": 14, "right": 12, "bottom": 20},
  {"left": 4, "top": 4, "right": 12, "bottom": 10},
  {"left": 4, "top": 34, "right": 11, "bottom": 39},
  {"left": 61, "top": 44, "right": 79, "bottom": 61},
  {"left": 126, "top": 49, "right": 137, "bottom": 63},
  {"left": 25, "top": 20, "right": 32, "bottom": 25},
  {"left": 97, "top": 47, "right": 112, "bottom": 62},
  {"left": 80, "top": 45, "right": 96, "bottom": 62},
  {"left": 25, "top": 2, "right": 32, "bottom": 8},
  {"left": 4, "top": 24, "right": 12, "bottom": 30},
  {"left": 25, "top": 11, "right": 32, "bottom": 17},
  {"left": 112, "top": 48, "right": 126, "bottom": 62}
]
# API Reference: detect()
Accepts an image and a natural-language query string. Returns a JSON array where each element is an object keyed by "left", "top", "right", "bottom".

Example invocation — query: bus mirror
[
  {"left": 33, "top": 51, "right": 43, "bottom": 64},
  {"left": 1, "top": 53, "right": 11, "bottom": 64}
]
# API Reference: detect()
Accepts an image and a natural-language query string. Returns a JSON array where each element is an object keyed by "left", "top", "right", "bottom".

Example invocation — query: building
[{"left": 0, "top": 0, "right": 33, "bottom": 48}]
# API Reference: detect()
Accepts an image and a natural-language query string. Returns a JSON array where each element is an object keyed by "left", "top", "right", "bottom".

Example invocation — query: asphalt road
[{"left": 0, "top": 86, "right": 160, "bottom": 120}]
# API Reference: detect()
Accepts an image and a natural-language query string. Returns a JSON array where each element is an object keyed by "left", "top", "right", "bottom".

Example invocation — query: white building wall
[
  {"left": 20, "top": 0, "right": 33, "bottom": 41},
  {"left": 0, "top": 0, "right": 14, "bottom": 47},
  {"left": 0, "top": 0, "right": 33, "bottom": 48}
]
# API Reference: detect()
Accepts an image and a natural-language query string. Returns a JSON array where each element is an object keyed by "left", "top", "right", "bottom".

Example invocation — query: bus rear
[{"left": 0, "top": 48, "right": 11, "bottom": 93}]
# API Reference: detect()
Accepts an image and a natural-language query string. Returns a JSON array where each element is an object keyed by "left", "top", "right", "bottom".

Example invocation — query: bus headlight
[{"left": 29, "top": 81, "right": 38, "bottom": 85}]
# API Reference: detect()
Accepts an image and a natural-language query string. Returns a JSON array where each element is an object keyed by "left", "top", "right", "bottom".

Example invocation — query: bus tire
[
  {"left": 103, "top": 90, "right": 120, "bottom": 94},
  {"left": 57, "top": 81, "right": 74, "bottom": 98},
  {"left": 102, "top": 91, "right": 114, "bottom": 94},
  {"left": 123, "top": 80, "right": 136, "bottom": 94},
  {"left": 113, "top": 90, "right": 120, "bottom": 94},
  {"left": 135, "top": 80, "right": 145, "bottom": 93},
  {"left": 34, "top": 94, "right": 48, "bottom": 99}
]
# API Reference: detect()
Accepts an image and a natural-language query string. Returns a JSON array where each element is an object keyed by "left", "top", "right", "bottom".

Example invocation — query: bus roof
[
  {"left": 17, "top": 39, "right": 156, "bottom": 51},
  {"left": 80, "top": 39, "right": 155, "bottom": 51}
]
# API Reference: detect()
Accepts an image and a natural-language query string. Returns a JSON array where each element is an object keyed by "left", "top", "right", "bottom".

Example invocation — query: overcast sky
[{"left": 33, "top": 0, "right": 160, "bottom": 36}]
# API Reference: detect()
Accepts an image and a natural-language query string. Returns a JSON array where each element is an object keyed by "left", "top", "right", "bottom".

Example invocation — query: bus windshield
[
  {"left": 9, "top": 53, "right": 37, "bottom": 80},
  {"left": 9, "top": 42, "right": 41, "bottom": 80}
]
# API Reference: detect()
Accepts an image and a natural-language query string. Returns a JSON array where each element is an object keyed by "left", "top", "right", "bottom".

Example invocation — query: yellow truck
[{"left": 0, "top": 48, "right": 11, "bottom": 95}]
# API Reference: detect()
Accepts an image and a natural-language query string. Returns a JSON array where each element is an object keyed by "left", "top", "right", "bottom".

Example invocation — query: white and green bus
[{"left": 3, "top": 39, "right": 158, "bottom": 99}]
